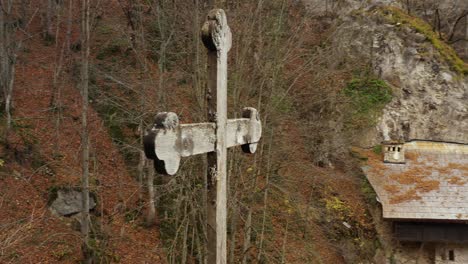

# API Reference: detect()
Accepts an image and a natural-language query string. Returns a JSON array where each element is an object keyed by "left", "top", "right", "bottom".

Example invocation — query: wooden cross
[{"left": 143, "top": 9, "right": 262, "bottom": 264}]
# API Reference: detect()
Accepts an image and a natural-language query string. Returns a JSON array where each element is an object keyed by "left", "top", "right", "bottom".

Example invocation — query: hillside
[{"left": 0, "top": 0, "right": 466, "bottom": 263}]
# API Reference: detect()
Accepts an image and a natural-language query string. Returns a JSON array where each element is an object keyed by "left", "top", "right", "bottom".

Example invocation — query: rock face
[
  {"left": 50, "top": 189, "right": 96, "bottom": 216},
  {"left": 407, "top": 0, "right": 468, "bottom": 61},
  {"left": 332, "top": 5, "right": 468, "bottom": 146},
  {"left": 304, "top": 0, "right": 400, "bottom": 16}
]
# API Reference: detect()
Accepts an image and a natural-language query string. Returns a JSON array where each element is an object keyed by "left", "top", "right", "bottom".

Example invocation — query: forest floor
[
  {"left": 0, "top": 1, "right": 379, "bottom": 263},
  {"left": 0, "top": 2, "right": 164, "bottom": 263}
]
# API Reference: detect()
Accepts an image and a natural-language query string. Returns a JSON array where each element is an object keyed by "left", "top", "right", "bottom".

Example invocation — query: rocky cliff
[{"left": 330, "top": 1, "right": 468, "bottom": 146}]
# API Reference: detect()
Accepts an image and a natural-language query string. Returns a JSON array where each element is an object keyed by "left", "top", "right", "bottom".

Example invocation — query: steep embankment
[
  {"left": 0, "top": 2, "right": 164, "bottom": 263},
  {"left": 2, "top": 0, "right": 465, "bottom": 263},
  {"left": 332, "top": 4, "right": 467, "bottom": 146}
]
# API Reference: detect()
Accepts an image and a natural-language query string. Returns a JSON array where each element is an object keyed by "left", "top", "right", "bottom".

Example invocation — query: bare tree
[
  {"left": 0, "top": 0, "right": 22, "bottom": 136},
  {"left": 448, "top": 10, "right": 468, "bottom": 42},
  {"left": 465, "top": 13, "right": 468, "bottom": 56},
  {"left": 44, "top": 0, "right": 55, "bottom": 40},
  {"left": 242, "top": 208, "right": 252, "bottom": 264},
  {"left": 405, "top": 0, "right": 411, "bottom": 15},
  {"left": 146, "top": 159, "right": 156, "bottom": 224},
  {"left": 80, "top": 0, "right": 91, "bottom": 262}
]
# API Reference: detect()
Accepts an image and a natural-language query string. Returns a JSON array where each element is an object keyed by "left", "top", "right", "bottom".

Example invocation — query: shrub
[
  {"left": 324, "top": 196, "right": 351, "bottom": 220},
  {"left": 344, "top": 78, "right": 392, "bottom": 114},
  {"left": 360, "top": 176, "right": 378, "bottom": 206},
  {"left": 96, "top": 38, "right": 129, "bottom": 60},
  {"left": 343, "top": 76, "right": 392, "bottom": 129},
  {"left": 372, "top": 145, "right": 382, "bottom": 155}
]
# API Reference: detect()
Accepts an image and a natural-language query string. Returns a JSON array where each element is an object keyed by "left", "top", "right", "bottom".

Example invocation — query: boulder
[{"left": 50, "top": 189, "right": 96, "bottom": 216}]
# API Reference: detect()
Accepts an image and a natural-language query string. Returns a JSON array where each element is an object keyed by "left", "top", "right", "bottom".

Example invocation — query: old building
[{"left": 362, "top": 141, "right": 468, "bottom": 263}]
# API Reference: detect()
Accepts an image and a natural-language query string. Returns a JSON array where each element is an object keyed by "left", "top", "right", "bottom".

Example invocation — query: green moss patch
[{"left": 343, "top": 76, "right": 392, "bottom": 129}]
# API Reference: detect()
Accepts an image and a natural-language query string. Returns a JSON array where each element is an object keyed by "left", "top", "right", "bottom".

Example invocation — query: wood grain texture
[
  {"left": 143, "top": 110, "right": 261, "bottom": 176},
  {"left": 203, "top": 9, "right": 231, "bottom": 264}
]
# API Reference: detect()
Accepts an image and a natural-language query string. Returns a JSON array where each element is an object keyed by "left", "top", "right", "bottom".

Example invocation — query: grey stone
[
  {"left": 331, "top": 8, "right": 468, "bottom": 147},
  {"left": 413, "top": 33, "right": 427, "bottom": 43},
  {"left": 50, "top": 189, "right": 96, "bottom": 216}
]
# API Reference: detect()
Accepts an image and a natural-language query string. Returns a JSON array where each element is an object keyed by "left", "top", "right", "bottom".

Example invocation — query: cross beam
[
  {"left": 143, "top": 9, "right": 261, "bottom": 264},
  {"left": 143, "top": 107, "right": 261, "bottom": 175}
]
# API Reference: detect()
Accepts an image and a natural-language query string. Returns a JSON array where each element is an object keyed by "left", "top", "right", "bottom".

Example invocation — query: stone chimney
[{"left": 382, "top": 141, "right": 405, "bottom": 164}]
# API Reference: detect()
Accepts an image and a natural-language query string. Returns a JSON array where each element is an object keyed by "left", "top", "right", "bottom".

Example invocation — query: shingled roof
[{"left": 361, "top": 141, "right": 468, "bottom": 221}]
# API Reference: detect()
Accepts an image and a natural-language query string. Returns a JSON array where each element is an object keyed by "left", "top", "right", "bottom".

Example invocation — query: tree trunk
[
  {"left": 137, "top": 137, "right": 145, "bottom": 201},
  {"left": 80, "top": 0, "right": 91, "bottom": 262},
  {"left": 146, "top": 159, "right": 156, "bottom": 225},
  {"left": 465, "top": 14, "right": 468, "bottom": 57},
  {"left": 448, "top": 11, "right": 468, "bottom": 42},
  {"left": 227, "top": 154, "right": 240, "bottom": 264},
  {"left": 181, "top": 210, "right": 190, "bottom": 264},
  {"left": 45, "top": 0, "right": 55, "bottom": 40},
  {"left": 242, "top": 209, "right": 252, "bottom": 264},
  {"left": 5, "top": 63, "right": 15, "bottom": 131},
  {"left": 51, "top": 2, "right": 66, "bottom": 154},
  {"left": 0, "top": 0, "right": 17, "bottom": 136},
  {"left": 66, "top": 0, "right": 73, "bottom": 52},
  {"left": 0, "top": 5, "right": 5, "bottom": 101},
  {"left": 256, "top": 128, "right": 274, "bottom": 262},
  {"left": 228, "top": 203, "right": 238, "bottom": 264},
  {"left": 280, "top": 219, "right": 289, "bottom": 264}
]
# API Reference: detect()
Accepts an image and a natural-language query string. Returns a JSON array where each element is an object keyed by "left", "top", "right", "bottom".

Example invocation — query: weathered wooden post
[
  {"left": 202, "top": 9, "right": 230, "bottom": 264},
  {"left": 143, "top": 9, "right": 261, "bottom": 264}
]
